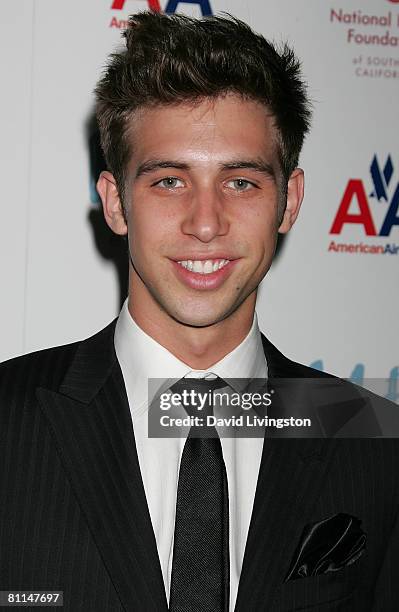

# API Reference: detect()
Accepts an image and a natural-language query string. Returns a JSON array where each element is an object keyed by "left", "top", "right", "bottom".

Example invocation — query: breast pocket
[{"left": 271, "top": 558, "right": 362, "bottom": 611}]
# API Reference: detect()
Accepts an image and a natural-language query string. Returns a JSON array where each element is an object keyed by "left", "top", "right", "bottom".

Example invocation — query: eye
[
  {"left": 154, "top": 177, "right": 185, "bottom": 189},
  {"left": 226, "top": 178, "right": 257, "bottom": 192}
]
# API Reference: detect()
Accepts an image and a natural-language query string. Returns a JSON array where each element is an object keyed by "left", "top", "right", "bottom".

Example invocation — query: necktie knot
[{"left": 170, "top": 376, "right": 227, "bottom": 393}]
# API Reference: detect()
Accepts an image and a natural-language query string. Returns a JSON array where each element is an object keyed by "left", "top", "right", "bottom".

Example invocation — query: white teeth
[
  {"left": 177, "top": 259, "right": 230, "bottom": 274},
  {"left": 203, "top": 260, "right": 213, "bottom": 274}
]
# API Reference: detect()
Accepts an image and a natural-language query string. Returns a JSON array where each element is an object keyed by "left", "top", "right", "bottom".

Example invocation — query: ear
[
  {"left": 278, "top": 168, "right": 304, "bottom": 234},
  {"left": 96, "top": 171, "right": 128, "bottom": 236}
]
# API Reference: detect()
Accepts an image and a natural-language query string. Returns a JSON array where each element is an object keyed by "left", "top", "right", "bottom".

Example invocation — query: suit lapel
[
  {"left": 235, "top": 334, "right": 338, "bottom": 611},
  {"left": 36, "top": 322, "right": 168, "bottom": 612}
]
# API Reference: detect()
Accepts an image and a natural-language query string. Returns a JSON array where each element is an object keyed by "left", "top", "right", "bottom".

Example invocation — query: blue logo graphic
[
  {"left": 370, "top": 154, "right": 393, "bottom": 201},
  {"left": 310, "top": 360, "right": 399, "bottom": 403}
]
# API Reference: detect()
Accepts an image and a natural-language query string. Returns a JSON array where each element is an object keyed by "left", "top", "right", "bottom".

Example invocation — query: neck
[{"left": 128, "top": 283, "right": 255, "bottom": 371}]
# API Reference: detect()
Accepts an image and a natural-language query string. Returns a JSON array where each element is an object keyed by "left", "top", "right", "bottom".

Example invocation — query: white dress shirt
[{"left": 114, "top": 300, "right": 267, "bottom": 611}]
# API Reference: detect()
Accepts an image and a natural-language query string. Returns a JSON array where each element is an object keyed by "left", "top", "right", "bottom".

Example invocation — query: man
[{"left": 0, "top": 11, "right": 398, "bottom": 612}]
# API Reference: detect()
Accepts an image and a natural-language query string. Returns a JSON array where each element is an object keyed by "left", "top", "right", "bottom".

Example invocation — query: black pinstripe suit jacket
[{"left": 1, "top": 320, "right": 398, "bottom": 611}]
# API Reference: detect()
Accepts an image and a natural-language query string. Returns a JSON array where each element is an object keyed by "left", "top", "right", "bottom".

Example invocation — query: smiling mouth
[{"left": 177, "top": 259, "right": 230, "bottom": 275}]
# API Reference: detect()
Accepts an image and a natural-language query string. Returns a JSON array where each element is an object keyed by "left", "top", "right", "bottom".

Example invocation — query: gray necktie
[{"left": 169, "top": 377, "right": 229, "bottom": 612}]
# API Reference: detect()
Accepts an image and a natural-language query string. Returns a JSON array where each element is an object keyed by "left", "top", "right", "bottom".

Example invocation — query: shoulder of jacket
[{"left": 0, "top": 341, "right": 80, "bottom": 401}]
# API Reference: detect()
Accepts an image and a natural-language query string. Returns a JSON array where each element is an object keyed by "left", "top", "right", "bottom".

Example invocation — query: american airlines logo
[
  {"left": 328, "top": 155, "right": 399, "bottom": 256},
  {"left": 330, "top": 155, "right": 399, "bottom": 237}
]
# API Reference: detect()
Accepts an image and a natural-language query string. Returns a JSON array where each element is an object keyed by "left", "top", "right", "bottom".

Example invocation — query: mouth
[{"left": 170, "top": 257, "right": 239, "bottom": 290}]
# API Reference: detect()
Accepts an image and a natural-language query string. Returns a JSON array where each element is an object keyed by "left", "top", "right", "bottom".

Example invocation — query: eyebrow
[
  {"left": 134, "top": 158, "right": 276, "bottom": 180},
  {"left": 135, "top": 160, "right": 189, "bottom": 178},
  {"left": 220, "top": 160, "right": 276, "bottom": 179}
]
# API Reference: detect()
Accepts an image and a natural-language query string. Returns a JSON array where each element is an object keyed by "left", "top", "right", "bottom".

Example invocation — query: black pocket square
[{"left": 284, "top": 513, "right": 366, "bottom": 582}]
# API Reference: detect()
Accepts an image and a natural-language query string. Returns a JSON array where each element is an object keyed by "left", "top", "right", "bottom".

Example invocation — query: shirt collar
[{"left": 114, "top": 299, "right": 267, "bottom": 415}]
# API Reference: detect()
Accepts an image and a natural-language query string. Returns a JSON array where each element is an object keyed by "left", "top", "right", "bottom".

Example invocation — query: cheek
[
  {"left": 244, "top": 225, "right": 278, "bottom": 275},
  {"left": 239, "top": 192, "right": 279, "bottom": 228},
  {"left": 128, "top": 204, "right": 156, "bottom": 245},
  {"left": 129, "top": 192, "right": 178, "bottom": 235},
  {"left": 127, "top": 208, "right": 175, "bottom": 264},
  {"left": 243, "top": 213, "right": 277, "bottom": 249}
]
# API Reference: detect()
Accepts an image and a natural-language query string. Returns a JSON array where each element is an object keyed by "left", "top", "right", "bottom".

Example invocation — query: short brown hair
[{"left": 95, "top": 11, "right": 311, "bottom": 207}]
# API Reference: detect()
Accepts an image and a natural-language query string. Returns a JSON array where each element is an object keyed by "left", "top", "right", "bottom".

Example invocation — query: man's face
[{"left": 100, "top": 94, "right": 303, "bottom": 328}]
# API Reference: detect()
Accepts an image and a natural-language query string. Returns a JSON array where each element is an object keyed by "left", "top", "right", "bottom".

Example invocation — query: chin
[
  {"left": 160, "top": 299, "right": 229, "bottom": 329},
  {"left": 164, "top": 294, "right": 246, "bottom": 329},
  {"left": 168, "top": 309, "right": 225, "bottom": 329}
]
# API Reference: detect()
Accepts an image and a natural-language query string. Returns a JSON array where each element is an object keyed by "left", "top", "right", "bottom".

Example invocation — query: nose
[{"left": 180, "top": 185, "right": 229, "bottom": 243}]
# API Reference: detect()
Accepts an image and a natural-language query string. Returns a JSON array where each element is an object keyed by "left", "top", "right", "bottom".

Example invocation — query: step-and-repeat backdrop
[{"left": 1, "top": 0, "right": 398, "bottom": 399}]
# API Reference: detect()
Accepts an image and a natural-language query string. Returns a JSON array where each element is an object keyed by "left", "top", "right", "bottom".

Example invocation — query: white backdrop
[{"left": 1, "top": 0, "right": 398, "bottom": 399}]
